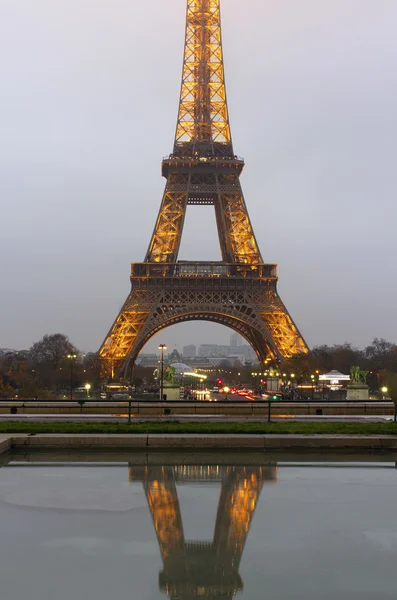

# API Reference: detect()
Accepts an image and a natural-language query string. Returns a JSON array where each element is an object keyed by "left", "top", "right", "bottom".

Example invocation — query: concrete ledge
[
  {"left": 0, "top": 433, "right": 395, "bottom": 451},
  {"left": 147, "top": 434, "right": 265, "bottom": 449},
  {"left": 263, "top": 435, "right": 393, "bottom": 450},
  {"left": 375, "top": 436, "right": 397, "bottom": 450},
  {"left": 14, "top": 434, "right": 149, "bottom": 449},
  {"left": 0, "top": 435, "right": 12, "bottom": 454}
]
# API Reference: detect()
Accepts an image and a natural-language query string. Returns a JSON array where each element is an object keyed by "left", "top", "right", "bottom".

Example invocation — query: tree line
[
  {"left": 0, "top": 334, "right": 99, "bottom": 399},
  {"left": 286, "top": 338, "right": 397, "bottom": 390},
  {"left": 0, "top": 334, "right": 396, "bottom": 398}
]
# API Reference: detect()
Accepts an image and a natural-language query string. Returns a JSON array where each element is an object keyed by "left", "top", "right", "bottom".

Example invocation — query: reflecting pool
[{"left": 0, "top": 452, "right": 396, "bottom": 599}]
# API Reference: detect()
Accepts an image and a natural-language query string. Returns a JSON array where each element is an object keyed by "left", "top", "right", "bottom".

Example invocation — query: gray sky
[{"left": 1, "top": 0, "right": 396, "bottom": 354}]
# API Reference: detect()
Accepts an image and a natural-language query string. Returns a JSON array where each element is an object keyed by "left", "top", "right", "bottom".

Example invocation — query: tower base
[{"left": 100, "top": 262, "right": 308, "bottom": 379}]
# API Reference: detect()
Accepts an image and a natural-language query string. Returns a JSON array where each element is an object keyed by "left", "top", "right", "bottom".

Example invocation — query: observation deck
[
  {"left": 130, "top": 262, "right": 278, "bottom": 281},
  {"left": 162, "top": 155, "right": 245, "bottom": 178}
]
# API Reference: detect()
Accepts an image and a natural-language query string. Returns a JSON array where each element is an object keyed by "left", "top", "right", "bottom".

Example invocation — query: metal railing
[
  {"left": 130, "top": 262, "right": 278, "bottom": 279},
  {"left": 0, "top": 400, "right": 395, "bottom": 424}
]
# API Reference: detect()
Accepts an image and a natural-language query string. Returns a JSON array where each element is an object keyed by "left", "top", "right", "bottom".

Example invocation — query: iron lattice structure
[
  {"left": 99, "top": 0, "right": 308, "bottom": 379},
  {"left": 129, "top": 463, "right": 276, "bottom": 600}
]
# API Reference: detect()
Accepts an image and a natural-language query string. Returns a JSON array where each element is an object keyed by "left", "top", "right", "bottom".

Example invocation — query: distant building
[
  {"left": 170, "top": 363, "right": 192, "bottom": 376},
  {"left": 230, "top": 334, "right": 242, "bottom": 348},
  {"left": 135, "top": 353, "right": 159, "bottom": 367},
  {"left": 199, "top": 344, "right": 230, "bottom": 358},
  {"left": 186, "top": 357, "right": 212, "bottom": 368},
  {"left": 237, "top": 345, "right": 257, "bottom": 361},
  {"left": 167, "top": 349, "right": 183, "bottom": 363},
  {"left": 0, "top": 348, "right": 18, "bottom": 356},
  {"left": 205, "top": 356, "right": 244, "bottom": 367},
  {"left": 227, "top": 355, "right": 246, "bottom": 366},
  {"left": 183, "top": 345, "right": 196, "bottom": 359}
]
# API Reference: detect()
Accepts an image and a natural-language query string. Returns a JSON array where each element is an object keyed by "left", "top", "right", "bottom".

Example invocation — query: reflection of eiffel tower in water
[{"left": 129, "top": 464, "right": 277, "bottom": 599}]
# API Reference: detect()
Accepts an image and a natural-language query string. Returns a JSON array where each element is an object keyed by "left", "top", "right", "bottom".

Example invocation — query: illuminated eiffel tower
[
  {"left": 129, "top": 463, "right": 277, "bottom": 599},
  {"left": 99, "top": 0, "right": 308, "bottom": 380}
]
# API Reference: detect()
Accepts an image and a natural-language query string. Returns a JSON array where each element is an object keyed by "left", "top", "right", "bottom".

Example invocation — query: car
[{"left": 112, "top": 393, "right": 130, "bottom": 401}]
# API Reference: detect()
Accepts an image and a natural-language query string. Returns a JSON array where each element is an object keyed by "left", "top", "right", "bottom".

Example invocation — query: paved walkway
[{"left": 0, "top": 414, "right": 393, "bottom": 423}]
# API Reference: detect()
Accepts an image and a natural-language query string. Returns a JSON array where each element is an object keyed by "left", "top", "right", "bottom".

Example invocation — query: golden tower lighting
[{"left": 99, "top": 0, "right": 308, "bottom": 381}]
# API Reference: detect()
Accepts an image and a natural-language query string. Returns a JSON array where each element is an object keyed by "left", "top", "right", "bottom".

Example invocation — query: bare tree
[
  {"left": 29, "top": 334, "right": 77, "bottom": 370},
  {"left": 365, "top": 338, "right": 397, "bottom": 372}
]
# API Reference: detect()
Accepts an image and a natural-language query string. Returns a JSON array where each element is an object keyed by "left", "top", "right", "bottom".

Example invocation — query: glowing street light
[
  {"left": 183, "top": 372, "right": 207, "bottom": 379},
  {"left": 85, "top": 383, "right": 91, "bottom": 398},
  {"left": 67, "top": 353, "right": 77, "bottom": 400}
]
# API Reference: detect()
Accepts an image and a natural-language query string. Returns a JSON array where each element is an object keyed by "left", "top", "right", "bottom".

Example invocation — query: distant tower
[
  {"left": 230, "top": 333, "right": 242, "bottom": 348},
  {"left": 99, "top": 0, "right": 308, "bottom": 380}
]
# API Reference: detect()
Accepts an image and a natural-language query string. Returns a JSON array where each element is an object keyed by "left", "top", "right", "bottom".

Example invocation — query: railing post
[
  {"left": 128, "top": 400, "right": 132, "bottom": 424},
  {"left": 267, "top": 399, "right": 271, "bottom": 423}
]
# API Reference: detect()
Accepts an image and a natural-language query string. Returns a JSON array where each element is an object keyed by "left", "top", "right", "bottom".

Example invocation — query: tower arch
[{"left": 123, "top": 311, "right": 279, "bottom": 380}]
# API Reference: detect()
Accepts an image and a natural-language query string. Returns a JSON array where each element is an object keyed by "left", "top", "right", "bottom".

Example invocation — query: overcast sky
[{"left": 1, "top": 0, "right": 396, "bottom": 354}]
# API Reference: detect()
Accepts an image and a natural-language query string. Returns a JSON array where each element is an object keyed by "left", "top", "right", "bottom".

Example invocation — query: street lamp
[
  {"left": 158, "top": 344, "right": 167, "bottom": 401},
  {"left": 223, "top": 386, "right": 230, "bottom": 401},
  {"left": 67, "top": 354, "right": 77, "bottom": 400},
  {"left": 85, "top": 383, "right": 91, "bottom": 398},
  {"left": 200, "top": 378, "right": 205, "bottom": 400},
  {"left": 290, "top": 374, "right": 296, "bottom": 399}
]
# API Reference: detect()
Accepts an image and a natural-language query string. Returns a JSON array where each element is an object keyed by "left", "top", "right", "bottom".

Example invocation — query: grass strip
[{"left": 0, "top": 421, "right": 396, "bottom": 435}]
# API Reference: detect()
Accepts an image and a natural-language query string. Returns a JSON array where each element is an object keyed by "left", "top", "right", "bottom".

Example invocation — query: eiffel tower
[
  {"left": 129, "top": 463, "right": 277, "bottom": 599},
  {"left": 99, "top": 0, "right": 308, "bottom": 379}
]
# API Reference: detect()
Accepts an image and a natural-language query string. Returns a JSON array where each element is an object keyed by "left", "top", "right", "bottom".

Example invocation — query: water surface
[{"left": 0, "top": 452, "right": 396, "bottom": 599}]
